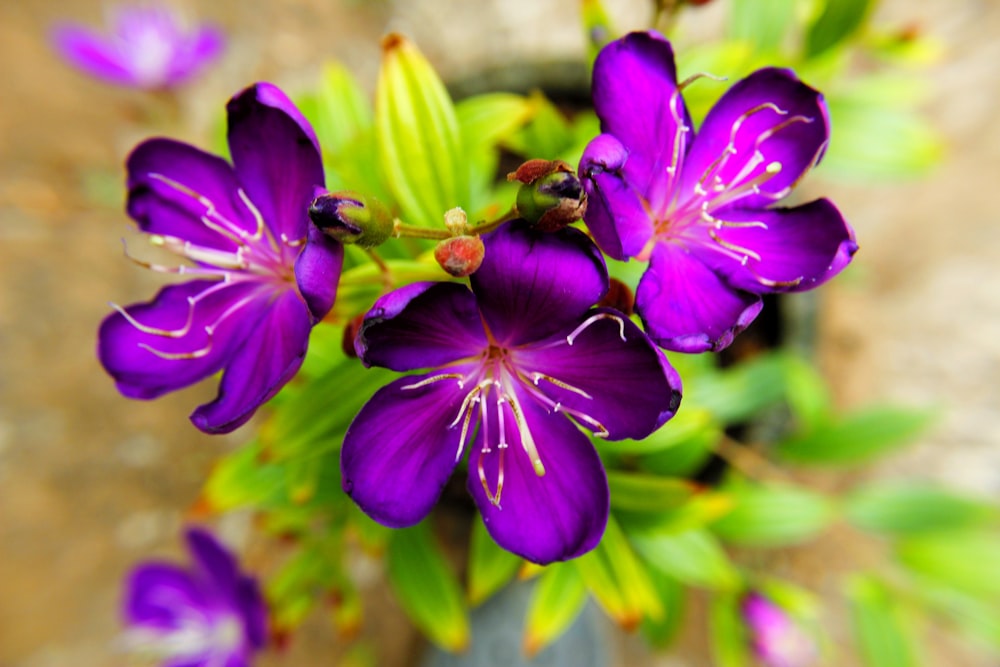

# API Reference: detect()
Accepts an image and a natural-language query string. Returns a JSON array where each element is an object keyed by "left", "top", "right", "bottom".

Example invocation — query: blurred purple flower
[
  {"left": 341, "top": 221, "right": 682, "bottom": 564},
  {"left": 580, "top": 31, "right": 857, "bottom": 353},
  {"left": 122, "top": 527, "right": 267, "bottom": 667},
  {"left": 98, "top": 83, "right": 342, "bottom": 434},
  {"left": 52, "top": 4, "right": 223, "bottom": 90},
  {"left": 741, "top": 592, "right": 817, "bottom": 667}
]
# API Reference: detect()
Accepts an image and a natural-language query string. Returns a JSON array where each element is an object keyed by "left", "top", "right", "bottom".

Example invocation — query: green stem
[
  {"left": 467, "top": 207, "right": 519, "bottom": 235},
  {"left": 392, "top": 221, "right": 452, "bottom": 241}
]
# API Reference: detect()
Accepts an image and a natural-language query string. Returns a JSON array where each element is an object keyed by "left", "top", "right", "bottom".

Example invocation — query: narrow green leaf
[
  {"left": 456, "top": 92, "right": 533, "bottom": 151},
  {"left": 313, "top": 61, "right": 373, "bottom": 156},
  {"left": 711, "top": 483, "right": 835, "bottom": 547},
  {"left": 523, "top": 564, "right": 589, "bottom": 657},
  {"left": 607, "top": 471, "right": 697, "bottom": 513},
  {"left": 606, "top": 407, "right": 717, "bottom": 455},
  {"left": 847, "top": 575, "right": 919, "bottom": 667},
  {"left": 775, "top": 406, "right": 933, "bottom": 466},
  {"left": 386, "top": 523, "right": 470, "bottom": 652},
  {"left": 846, "top": 482, "right": 998, "bottom": 536},
  {"left": 640, "top": 569, "right": 686, "bottom": 649},
  {"left": 502, "top": 92, "right": 574, "bottom": 161},
  {"left": 781, "top": 354, "right": 832, "bottom": 431},
  {"left": 376, "top": 34, "right": 466, "bottom": 227},
  {"left": 709, "top": 591, "right": 750, "bottom": 667},
  {"left": 203, "top": 440, "right": 285, "bottom": 511},
  {"left": 574, "top": 514, "right": 663, "bottom": 629},
  {"left": 631, "top": 529, "right": 740, "bottom": 591},
  {"left": 806, "top": 0, "right": 875, "bottom": 58},
  {"left": 896, "top": 533, "right": 1000, "bottom": 599},
  {"left": 467, "top": 517, "right": 522, "bottom": 606}
]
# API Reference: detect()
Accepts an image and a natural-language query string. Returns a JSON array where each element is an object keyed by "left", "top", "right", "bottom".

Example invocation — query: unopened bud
[
  {"left": 509, "top": 159, "right": 587, "bottom": 232},
  {"left": 598, "top": 278, "right": 635, "bottom": 316},
  {"left": 309, "top": 192, "right": 394, "bottom": 248},
  {"left": 434, "top": 235, "right": 485, "bottom": 277}
]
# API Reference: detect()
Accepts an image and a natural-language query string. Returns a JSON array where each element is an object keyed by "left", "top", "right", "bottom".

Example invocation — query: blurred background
[{"left": 1, "top": 0, "right": 998, "bottom": 665}]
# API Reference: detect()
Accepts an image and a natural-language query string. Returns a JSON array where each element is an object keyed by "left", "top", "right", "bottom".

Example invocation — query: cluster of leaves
[{"left": 196, "top": 3, "right": 990, "bottom": 666}]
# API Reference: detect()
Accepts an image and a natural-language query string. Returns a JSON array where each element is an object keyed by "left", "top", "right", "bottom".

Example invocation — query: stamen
[
  {"left": 530, "top": 372, "right": 593, "bottom": 400},
  {"left": 446, "top": 380, "right": 491, "bottom": 428},
  {"left": 138, "top": 339, "right": 212, "bottom": 360},
  {"left": 237, "top": 189, "right": 280, "bottom": 253},
  {"left": 505, "top": 392, "right": 545, "bottom": 477},
  {"left": 708, "top": 228, "right": 762, "bottom": 263},
  {"left": 566, "top": 312, "right": 626, "bottom": 346},
  {"left": 280, "top": 234, "right": 306, "bottom": 248},
  {"left": 401, "top": 373, "right": 466, "bottom": 391},
  {"left": 678, "top": 71, "right": 727, "bottom": 90},
  {"left": 150, "top": 234, "right": 248, "bottom": 270},
  {"left": 110, "top": 299, "right": 196, "bottom": 338},
  {"left": 147, "top": 173, "right": 252, "bottom": 245},
  {"left": 120, "top": 239, "right": 228, "bottom": 279}
]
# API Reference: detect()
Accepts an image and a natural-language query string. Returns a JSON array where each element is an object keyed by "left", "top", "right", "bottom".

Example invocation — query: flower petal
[
  {"left": 127, "top": 138, "right": 249, "bottom": 252},
  {"left": 579, "top": 133, "right": 655, "bottom": 260},
  {"left": 515, "top": 308, "right": 682, "bottom": 440},
  {"left": 341, "top": 371, "right": 471, "bottom": 527},
  {"left": 168, "top": 26, "right": 224, "bottom": 85},
  {"left": 680, "top": 68, "right": 828, "bottom": 211},
  {"left": 636, "top": 241, "right": 762, "bottom": 352},
  {"left": 186, "top": 528, "right": 240, "bottom": 601},
  {"left": 471, "top": 221, "right": 608, "bottom": 346},
  {"left": 710, "top": 199, "right": 858, "bottom": 293},
  {"left": 467, "top": 393, "right": 608, "bottom": 564},
  {"left": 357, "top": 282, "right": 486, "bottom": 372},
  {"left": 226, "top": 83, "right": 324, "bottom": 243},
  {"left": 294, "top": 221, "right": 344, "bottom": 321},
  {"left": 190, "top": 289, "right": 312, "bottom": 433},
  {"left": 51, "top": 25, "right": 135, "bottom": 85},
  {"left": 125, "top": 562, "right": 206, "bottom": 629},
  {"left": 591, "top": 31, "right": 691, "bottom": 213},
  {"left": 98, "top": 280, "right": 269, "bottom": 400}
]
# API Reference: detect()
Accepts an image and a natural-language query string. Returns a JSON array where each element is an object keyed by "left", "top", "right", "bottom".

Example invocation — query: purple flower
[
  {"left": 98, "top": 83, "right": 342, "bottom": 434},
  {"left": 52, "top": 4, "right": 223, "bottom": 90},
  {"left": 341, "top": 221, "right": 682, "bottom": 564},
  {"left": 580, "top": 31, "right": 858, "bottom": 353},
  {"left": 741, "top": 592, "right": 817, "bottom": 667},
  {"left": 122, "top": 527, "right": 267, "bottom": 667}
]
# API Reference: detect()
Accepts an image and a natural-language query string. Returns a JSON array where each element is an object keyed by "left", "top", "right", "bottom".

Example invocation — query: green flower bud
[
  {"left": 309, "top": 192, "right": 394, "bottom": 248},
  {"left": 510, "top": 159, "right": 587, "bottom": 232}
]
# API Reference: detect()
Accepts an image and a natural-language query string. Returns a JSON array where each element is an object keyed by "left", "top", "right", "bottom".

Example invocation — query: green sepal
[{"left": 523, "top": 564, "right": 589, "bottom": 657}]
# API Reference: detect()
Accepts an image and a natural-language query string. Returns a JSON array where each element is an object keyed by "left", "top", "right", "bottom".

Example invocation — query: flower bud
[
  {"left": 509, "top": 159, "right": 587, "bottom": 232},
  {"left": 434, "top": 235, "right": 485, "bottom": 277},
  {"left": 598, "top": 278, "right": 635, "bottom": 316},
  {"left": 309, "top": 192, "right": 394, "bottom": 248}
]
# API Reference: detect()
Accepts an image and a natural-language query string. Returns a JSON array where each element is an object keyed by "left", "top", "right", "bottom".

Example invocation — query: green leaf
[
  {"left": 781, "top": 354, "right": 833, "bottom": 430},
  {"left": 467, "top": 517, "right": 522, "bottom": 606},
  {"left": 312, "top": 61, "right": 373, "bottom": 156},
  {"left": 523, "top": 564, "right": 589, "bottom": 657},
  {"left": 640, "top": 569, "right": 686, "bottom": 649},
  {"left": 847, "top": 575, "right": 919, "bottom": 667},
  {"left": 604, "top": 407, "right": 717, "bottom": 455},
  {"left": 573, "top": 514, "right": 663, "bottom": 628},
  {"left": 203, "top": 440, "right": 286, "bottom": 511},
  {"left": 896, "top": 532, "right": 1000, "bottom": 599},
  {"left": 502, "top": 92, "right": 574, "bottom": 161},
  {"left": 728, "top": 0, "right": 797, "bottom": 53},
  {"left": 775, "top": 406, "right": 933, "bottom": 466},
  {"left": 376, "top": 34, "right": 466, "bottom": 227},
  {"left": 806, "top": 0, "right": 875, "bottom": 58},
  {"left": 846, "top": 482, "right": 999, "bottom": 536},
  {"left": 386, "top": 523, "right": 470, "bottom": 652},
  {"left": 607, "top": 471, "right": 697, "bottom": 513},
  {"left": 631, "top": 529, "right": 740, "bottom": 591},
  {"left": 709, "top": 591, "right": 750, "bottom": 667},
  {"left": 686, "top": 352, "right": 788, "bottom": 423},
  {"left": 711, "top": 483, "right": 835, "bottom": 547}
]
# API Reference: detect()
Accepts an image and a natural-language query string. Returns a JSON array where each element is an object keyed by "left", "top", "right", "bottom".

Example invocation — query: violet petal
[
  {"left": 190, "top": 289, "right": 312, "bottom": 433},
  {"left": 591, "top": 30, "right": 691, "bottom": 212},
  {"left": 226, "top": 83, "right": 324, "bottom": 243},
  {"left": 709, "top": 199, "right": 858, "bottom": 294},
  {"left": 294, "top": 222, "right": 344, "bottom": 321},
  {"left": 516, "top": 308, "right": 681, "bottom": 440},
  {"left": 126, "top": 138, "right": 249, "bottom": 252},
  {"left": 579, "top": 133, "right": 655, "bottom": 260},
  {"left": 679, "top": 68, "right": 828, "bottom": 211},
  {"left": 467, "top": 391, "right": 609, "bottom": 564},
  {"left": 341, "top": 371, "right": 473, "bottom": 527},
  {"left": 471, "top": 221, "right": 608, "bottom": 346},
  {"left": 125, "top": 562, "right": 206, "bottom": 629},
  {"left": 51, "top": 25, "right": 136, "bottom": 85},
  {"left": 357, "top": 281, "right": 487, "bottom": 372},
  {"left": 635, "top": 241, "right": 763, "bottom": 352},
  {"left": 98, "top": 281, "right": 268, "bottom": 400}
]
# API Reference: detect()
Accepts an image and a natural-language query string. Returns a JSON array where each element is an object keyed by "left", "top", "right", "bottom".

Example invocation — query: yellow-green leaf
[{"left": 523, "top": 564, "right": 588, "bottom": 657}]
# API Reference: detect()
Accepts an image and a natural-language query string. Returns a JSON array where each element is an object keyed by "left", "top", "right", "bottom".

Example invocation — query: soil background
[{"left": 1, "top": 0, "right": 998, "bottom": 666}]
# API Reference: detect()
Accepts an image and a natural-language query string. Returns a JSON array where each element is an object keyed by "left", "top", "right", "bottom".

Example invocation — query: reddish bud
[
  {"left": 434, "top": 235, "right": 485, "bottom": 277},
  {"left": 598, "top": 278, "right": 635, "bottom": 315}
]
